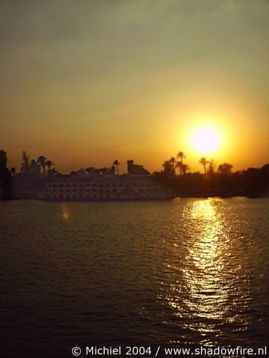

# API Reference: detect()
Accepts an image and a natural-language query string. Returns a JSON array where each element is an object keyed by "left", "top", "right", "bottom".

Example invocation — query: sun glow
[{"left": 191, "top": 126, "right": 221, "bottom": 155}]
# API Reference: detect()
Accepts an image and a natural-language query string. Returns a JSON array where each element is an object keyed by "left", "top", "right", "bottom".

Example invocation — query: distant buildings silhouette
[
  {"left": 127, "top": 160, "right": 149, "bottom": 175},
  {"left": 0, "top": 149, "right": 269, "bottom": 200},
  {"left": 0, "top": 150, "right": 11, "bottom": 200}
]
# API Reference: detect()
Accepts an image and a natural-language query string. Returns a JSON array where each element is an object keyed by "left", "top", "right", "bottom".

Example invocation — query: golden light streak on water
[
  {"left": 183, "top": 199, "right": 229, "bottom": 345},
  {"left": 160, "top": 198, "right": 252, "bottom": 347}
]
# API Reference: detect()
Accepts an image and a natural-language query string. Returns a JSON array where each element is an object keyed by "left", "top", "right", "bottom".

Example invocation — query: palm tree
[
  {"left": 21, "top": 151, "right": 29, "bottom": 173},
  {"left": 176, "top": 151, "right": 185, "bottom": 175},
  {"left": 37, "top": 156, "right": 47, "bottom": 176},
  {"left": 199, "top": 157, "right": 209, "bottom": 174},
  {"left": 46, "top": 160, "right": 54, "bottom": 175},
  {"left": 208, "top": 159, "right": 216, "bottom": 174},
  {"left": 176, "top": 161, "right": 182, "bottom": 175},
  {"left": 218, "top": 163, "right": 233, "bottom": 176},
  {"left": 181, "top": 163, "right": 190, "bottom": 175},
  {"left": 113, "top": 160, "right": 120, "bottom": 175},
  {"left": 176, "top": 160, "right": 189, "bottom": 175},
  {"left": 169, "top": 157, "right": 176, "bottom": 175},
  {"left": 162, "top": 160, "right": 174, "bottom": 176},
  {"left": 177, "top": 151, "right": 185, "bottom": 163}
]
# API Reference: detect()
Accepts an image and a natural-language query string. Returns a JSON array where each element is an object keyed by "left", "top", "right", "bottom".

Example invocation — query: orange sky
[{"left": 0, "top": 0, "right": 269, "bottom": 173}]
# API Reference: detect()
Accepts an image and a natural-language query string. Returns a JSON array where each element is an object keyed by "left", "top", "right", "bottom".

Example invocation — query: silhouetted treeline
[
  {"left": 20, "top": 151, "right": 57, "bottom": 176},
  {"left": 156, "top": 150, "right": 269, "bottom": 197},
  {"left": 158, "top": 164, "right": 269, "bottom": 198}
]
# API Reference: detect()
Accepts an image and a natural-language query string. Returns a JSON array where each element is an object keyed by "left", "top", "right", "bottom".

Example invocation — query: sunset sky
[{"left": 0, "top": 0, "right": 269, "bottom": 173}]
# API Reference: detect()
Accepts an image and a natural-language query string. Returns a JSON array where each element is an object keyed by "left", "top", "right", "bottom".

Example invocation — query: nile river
[{"left": 0, "top": 198, "right": 269, "bottom": 357}]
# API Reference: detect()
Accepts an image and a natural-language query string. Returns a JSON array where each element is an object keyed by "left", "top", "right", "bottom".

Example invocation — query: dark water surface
[{"left": 0, "top": 198, "right": 269, "bottom": 357}]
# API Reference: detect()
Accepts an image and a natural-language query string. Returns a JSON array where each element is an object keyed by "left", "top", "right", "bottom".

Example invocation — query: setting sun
[{"left": 191, "top": 127, "right": 221, "bottom": 155}]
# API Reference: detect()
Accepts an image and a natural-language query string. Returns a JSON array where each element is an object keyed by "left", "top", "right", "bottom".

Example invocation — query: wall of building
[{"left": 43, "top": 175, "right": 172, "bottom": 201}]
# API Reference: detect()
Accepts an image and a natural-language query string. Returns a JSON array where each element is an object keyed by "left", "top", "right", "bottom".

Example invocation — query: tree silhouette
[
  {"left": 199, "top": 157, "right": 209, "bottom": 174},
  {"left": 218, "top": 163, "right": 233, "bottom": 176},
  {"left": 162, "top": 160, "right": 174, "bottom": 176},
  {"left": 169, "top": 157, "right": 176, "bottom": 175},
  {"left": 177, "top": 151, "right": 185, "bottom": 164},
  {"left": 181, "top": 163, "right": 190, "bottom": 175},
  {"left": 176, "top": 161, "right": 189, "bottom": 175},
  {"left": 176, "top": 151, "right": 185, "bottom": 175},
  {"left": 37, "top": 156, "right": 47, "bottom": 176},
  {"left": 208, "top": 159, "right": 216, "bottom": 174},
  {"left": 21, "top": 151, "right": 30, "bottom": 173},
  {"left": 111, "top": 165, "right": 116, "bottom": 175},
  {"left": 46, "top": 160, "right": 54, "bottom": 175}
]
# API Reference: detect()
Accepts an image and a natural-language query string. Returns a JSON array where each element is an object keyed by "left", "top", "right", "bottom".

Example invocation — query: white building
[{"left": 42, "top": 175, "right": 173, "bottom": 201}]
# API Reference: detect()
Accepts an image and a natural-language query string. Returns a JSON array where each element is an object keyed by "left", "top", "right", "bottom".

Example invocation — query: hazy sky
[{"left": 0, "top": 0, "right": 269, "bottom": 173}]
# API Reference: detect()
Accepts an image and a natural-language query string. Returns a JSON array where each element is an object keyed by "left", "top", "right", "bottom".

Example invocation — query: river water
[{"left": 0, "top": 198, "right": 268, "bottom": 357}]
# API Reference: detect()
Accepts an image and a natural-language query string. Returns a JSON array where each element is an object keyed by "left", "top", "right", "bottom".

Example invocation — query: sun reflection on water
[
  {"left": 159, "top": 198, "right": 252, "bottom": 346},
  {"left": 183, "top": 199, "right": 229, "bottom": 342}
]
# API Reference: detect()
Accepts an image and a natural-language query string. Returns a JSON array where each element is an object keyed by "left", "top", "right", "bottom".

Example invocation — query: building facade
[{"left": 42, "top": 175, "right": 173, "bottom": 201}]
